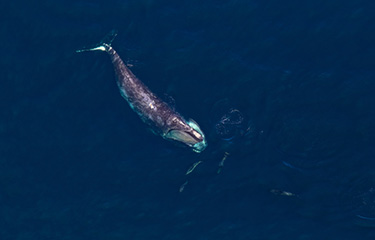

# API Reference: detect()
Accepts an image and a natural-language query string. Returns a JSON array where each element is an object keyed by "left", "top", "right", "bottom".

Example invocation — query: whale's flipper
[{"left": 76, "top": 29, "right": 118, "bottom": 53}]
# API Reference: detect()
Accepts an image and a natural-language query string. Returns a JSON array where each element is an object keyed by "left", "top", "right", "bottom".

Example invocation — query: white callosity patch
[{"left": 187, "top": 119, "right": 207, "bottom": 153}]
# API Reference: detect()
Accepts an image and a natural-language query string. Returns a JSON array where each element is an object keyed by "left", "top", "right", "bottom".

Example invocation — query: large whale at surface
[{"left": 77, "top": 31, "right": 207, "bottom": 153}]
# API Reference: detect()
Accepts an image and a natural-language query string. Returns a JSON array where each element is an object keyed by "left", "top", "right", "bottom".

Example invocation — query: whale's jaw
[{"left": 164, "top": 119, "right": 207, "bottom": 153}]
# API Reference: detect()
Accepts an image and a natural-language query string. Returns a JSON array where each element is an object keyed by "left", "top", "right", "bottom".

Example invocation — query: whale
[{"left": 77, "top": 31, "right": 207, "bottom": 153}]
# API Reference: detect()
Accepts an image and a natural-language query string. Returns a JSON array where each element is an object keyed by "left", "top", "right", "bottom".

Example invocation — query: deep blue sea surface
[{"left": 2, "top": 0, "right": 375, "bottom": 239}]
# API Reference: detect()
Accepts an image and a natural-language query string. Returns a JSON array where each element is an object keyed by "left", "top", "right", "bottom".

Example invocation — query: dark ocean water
[{"left": 2, "top": 0, "right": 375, "bottom": 239}]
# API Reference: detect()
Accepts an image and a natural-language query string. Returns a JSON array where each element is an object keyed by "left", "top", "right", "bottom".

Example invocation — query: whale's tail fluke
[{"left": 76, "top": 29, "right": 118, "bottom": 53}]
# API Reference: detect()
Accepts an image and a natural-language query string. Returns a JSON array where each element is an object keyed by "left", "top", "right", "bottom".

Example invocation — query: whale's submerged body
[{"left": 77, "top": 31, "right": 207, "bottom": 153}]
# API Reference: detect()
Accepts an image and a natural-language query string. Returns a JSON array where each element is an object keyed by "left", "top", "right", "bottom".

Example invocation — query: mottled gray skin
[{"left": 102, "top": 44, "right": 206, "bottom": 151}]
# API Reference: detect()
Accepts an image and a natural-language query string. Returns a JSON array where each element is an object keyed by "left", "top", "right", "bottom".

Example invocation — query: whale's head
[{"left": 165, "top": 118, "right": 207, "bottom": 153}]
